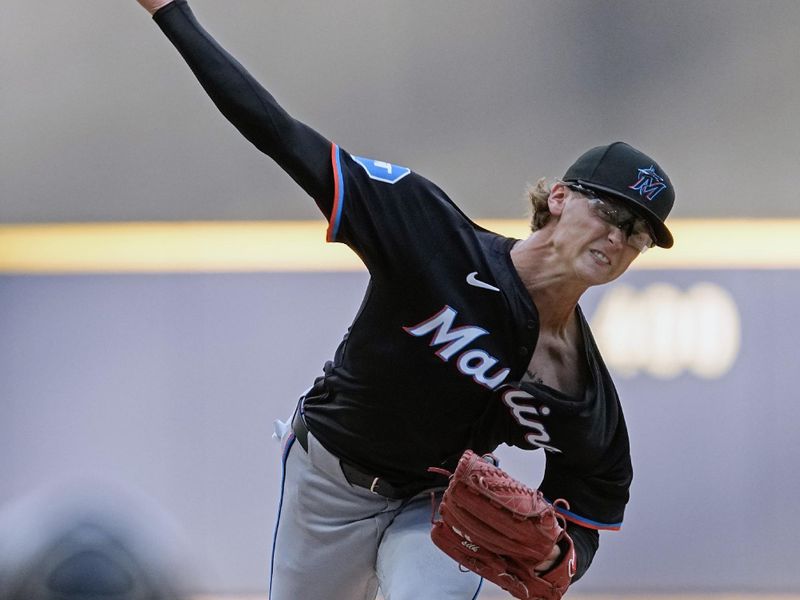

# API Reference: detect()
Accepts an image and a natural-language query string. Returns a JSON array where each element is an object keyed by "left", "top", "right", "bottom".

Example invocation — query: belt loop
[
  {"left": 297, "top": 389, "right": 308, "bottom": 417},
  {"left": 291, "top": 396, "right": 310, "bottom": 453}
]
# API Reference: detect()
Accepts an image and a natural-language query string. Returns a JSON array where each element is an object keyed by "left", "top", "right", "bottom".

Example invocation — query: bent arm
[{"left": 150, "top": 0, "right": 334, "bottom": 215}]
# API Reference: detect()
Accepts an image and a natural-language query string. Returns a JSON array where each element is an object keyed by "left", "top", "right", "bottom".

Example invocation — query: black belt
[{"left": 291, "top": 410, "right": 423, "bottom": 500}]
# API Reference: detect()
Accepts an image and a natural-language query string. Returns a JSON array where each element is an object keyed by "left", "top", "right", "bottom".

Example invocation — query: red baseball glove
[{"left": 430, "top": 450, "right": 576, "bottom": 600}]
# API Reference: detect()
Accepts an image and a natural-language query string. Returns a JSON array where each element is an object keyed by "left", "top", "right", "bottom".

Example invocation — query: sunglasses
[{"left": 564, "top": 183, "right": 656, "bottom": 253}]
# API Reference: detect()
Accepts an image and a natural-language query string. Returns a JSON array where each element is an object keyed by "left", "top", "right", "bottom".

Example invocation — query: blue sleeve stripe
[
  {"left": 552, "top": 503, "right": 623, "bottom": 531},
  {"left": 326, "top": 143, "right": 345, "bottom": 242}
]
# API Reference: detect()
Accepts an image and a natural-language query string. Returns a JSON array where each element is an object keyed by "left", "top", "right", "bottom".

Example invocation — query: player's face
[
  {"left": 551, "top": 185, "right": 642, "bottom": 285},
  {"left": 565, "top": 184, "right": 656, "bottom": 254}
]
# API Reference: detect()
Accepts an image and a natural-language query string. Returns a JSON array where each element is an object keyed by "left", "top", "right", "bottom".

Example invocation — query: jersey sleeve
[
  {"left": 153, "top": 1, "right": 334, "bottom": 215},
  {"left": 325, "top": 145, "right": 474, "bottom": 273},
  {"left": 538, "top": 425, "right": 632, "bottom": 531}
]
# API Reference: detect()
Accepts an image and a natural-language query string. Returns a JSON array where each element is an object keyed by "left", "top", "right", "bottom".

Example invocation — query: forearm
[
  {"left": 566, "top": 522, "right": 598, "bottom": 583},
  {"left": 151, "top": 1, "right": 333, "bottom": 209}
]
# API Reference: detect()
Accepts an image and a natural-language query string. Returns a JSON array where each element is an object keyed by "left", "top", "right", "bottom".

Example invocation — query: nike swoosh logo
[{"left": 466, "top": 271, "right": 500, "bottom": 292}]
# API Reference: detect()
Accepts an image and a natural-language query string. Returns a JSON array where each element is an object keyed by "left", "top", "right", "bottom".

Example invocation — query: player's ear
[{"left": 547, "top": 182, "right": 570, "bottom": 217}]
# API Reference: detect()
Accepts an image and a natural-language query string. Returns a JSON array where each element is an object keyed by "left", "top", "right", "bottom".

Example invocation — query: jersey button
[
  {"left": 526, "top": 320, "right": 536, "bottom": 330},
  {"left": 519, "top": 346, "right": 529, "bottom": 356}
]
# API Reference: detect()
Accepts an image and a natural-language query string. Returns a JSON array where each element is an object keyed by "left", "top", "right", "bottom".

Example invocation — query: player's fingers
[
  {"left": 533, "top": 543, "right": 561, "bottom": 573},
  {"left": 137, "top": 0, "right": 174, "bottom": 16}
]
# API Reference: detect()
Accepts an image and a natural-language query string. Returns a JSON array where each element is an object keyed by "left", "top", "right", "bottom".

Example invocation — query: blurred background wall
[
  {"left": 4, "top": 0, "right": 800, "bottom": 223},
  {"left": 2, "top": 0, "right": 799, "bottom": 596}
]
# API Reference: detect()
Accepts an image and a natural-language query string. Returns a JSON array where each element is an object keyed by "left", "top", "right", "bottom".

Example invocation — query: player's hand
[
  {"left": 137, "top": 0, "right": 174, "bottom": 15},
  {"left": 533, "top": 543, "right": 562, "bottom": 573}
]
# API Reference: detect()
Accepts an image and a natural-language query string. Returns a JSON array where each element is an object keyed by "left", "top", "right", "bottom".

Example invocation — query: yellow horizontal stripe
[
  {"left": 0, "top": 221, "right": 357, "bottom": 274},
  {"left": 0, "top": 219, "right": 796, "bottom": 274}
]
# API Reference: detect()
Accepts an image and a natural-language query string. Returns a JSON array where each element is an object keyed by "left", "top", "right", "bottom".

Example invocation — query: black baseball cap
[{"left": 563, "top": 141, "right": 675, "bottom": 248}]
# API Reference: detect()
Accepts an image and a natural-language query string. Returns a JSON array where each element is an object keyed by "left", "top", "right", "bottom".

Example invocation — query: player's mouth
[{"left": 589, "top": 249, "right": 611, "bottom": 266}]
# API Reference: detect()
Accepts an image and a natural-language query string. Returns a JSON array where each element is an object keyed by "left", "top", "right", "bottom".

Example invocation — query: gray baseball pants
[{"left": 269, "top": 416, "right": 483, "bottom": 600}]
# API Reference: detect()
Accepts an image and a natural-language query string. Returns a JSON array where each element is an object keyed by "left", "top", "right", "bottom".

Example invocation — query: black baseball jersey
[
  {"left": 155, "top": 0, "right": 631, "bottom": 544},
  {"left": 303, "top": 147, "right": 631, "bottom": 531}
]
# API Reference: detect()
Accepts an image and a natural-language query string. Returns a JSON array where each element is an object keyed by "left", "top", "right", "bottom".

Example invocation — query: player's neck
[{"left": 510, "top": 235, "right": 586, "bottom": 332}]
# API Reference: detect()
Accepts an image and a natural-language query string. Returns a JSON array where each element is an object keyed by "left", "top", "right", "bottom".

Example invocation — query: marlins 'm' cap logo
[{"left": 629, "top": 166, "right": 668, "bottom": 201}]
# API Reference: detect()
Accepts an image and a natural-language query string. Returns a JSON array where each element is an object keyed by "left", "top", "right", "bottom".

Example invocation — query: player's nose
[{"left": 606, "top": 225, "right": 625, "bottom": 246}]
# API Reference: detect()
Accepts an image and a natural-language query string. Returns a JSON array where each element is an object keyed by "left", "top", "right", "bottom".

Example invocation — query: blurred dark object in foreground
[{"left": 0, "top": 481, "right": 191, "bottom": 600}]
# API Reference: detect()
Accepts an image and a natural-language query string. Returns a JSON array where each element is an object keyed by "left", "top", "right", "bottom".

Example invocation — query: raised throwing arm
[{"left": 136, "top": 0, "right": 335, "bottom": 216}]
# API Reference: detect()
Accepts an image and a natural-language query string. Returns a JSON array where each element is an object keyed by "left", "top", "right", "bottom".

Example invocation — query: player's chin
[
  {"left": 593, "top": 250, "right": 638, "bottom": 282},
  {"left": 578, "top": 256, "right": 624, "bottom": 286}
]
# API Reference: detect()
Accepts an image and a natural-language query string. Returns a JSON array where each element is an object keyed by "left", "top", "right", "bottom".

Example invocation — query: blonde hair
[{"left": 525, "top": 177, "right": 553, "bottom": 232}]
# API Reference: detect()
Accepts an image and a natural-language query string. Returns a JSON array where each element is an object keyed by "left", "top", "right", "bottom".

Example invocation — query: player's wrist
[
  {"left": 533, "top": 542, "right": 562, "bottom": 574},
  {"left": 137, "top": 0, "right": 175, "bottom": 16}
]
